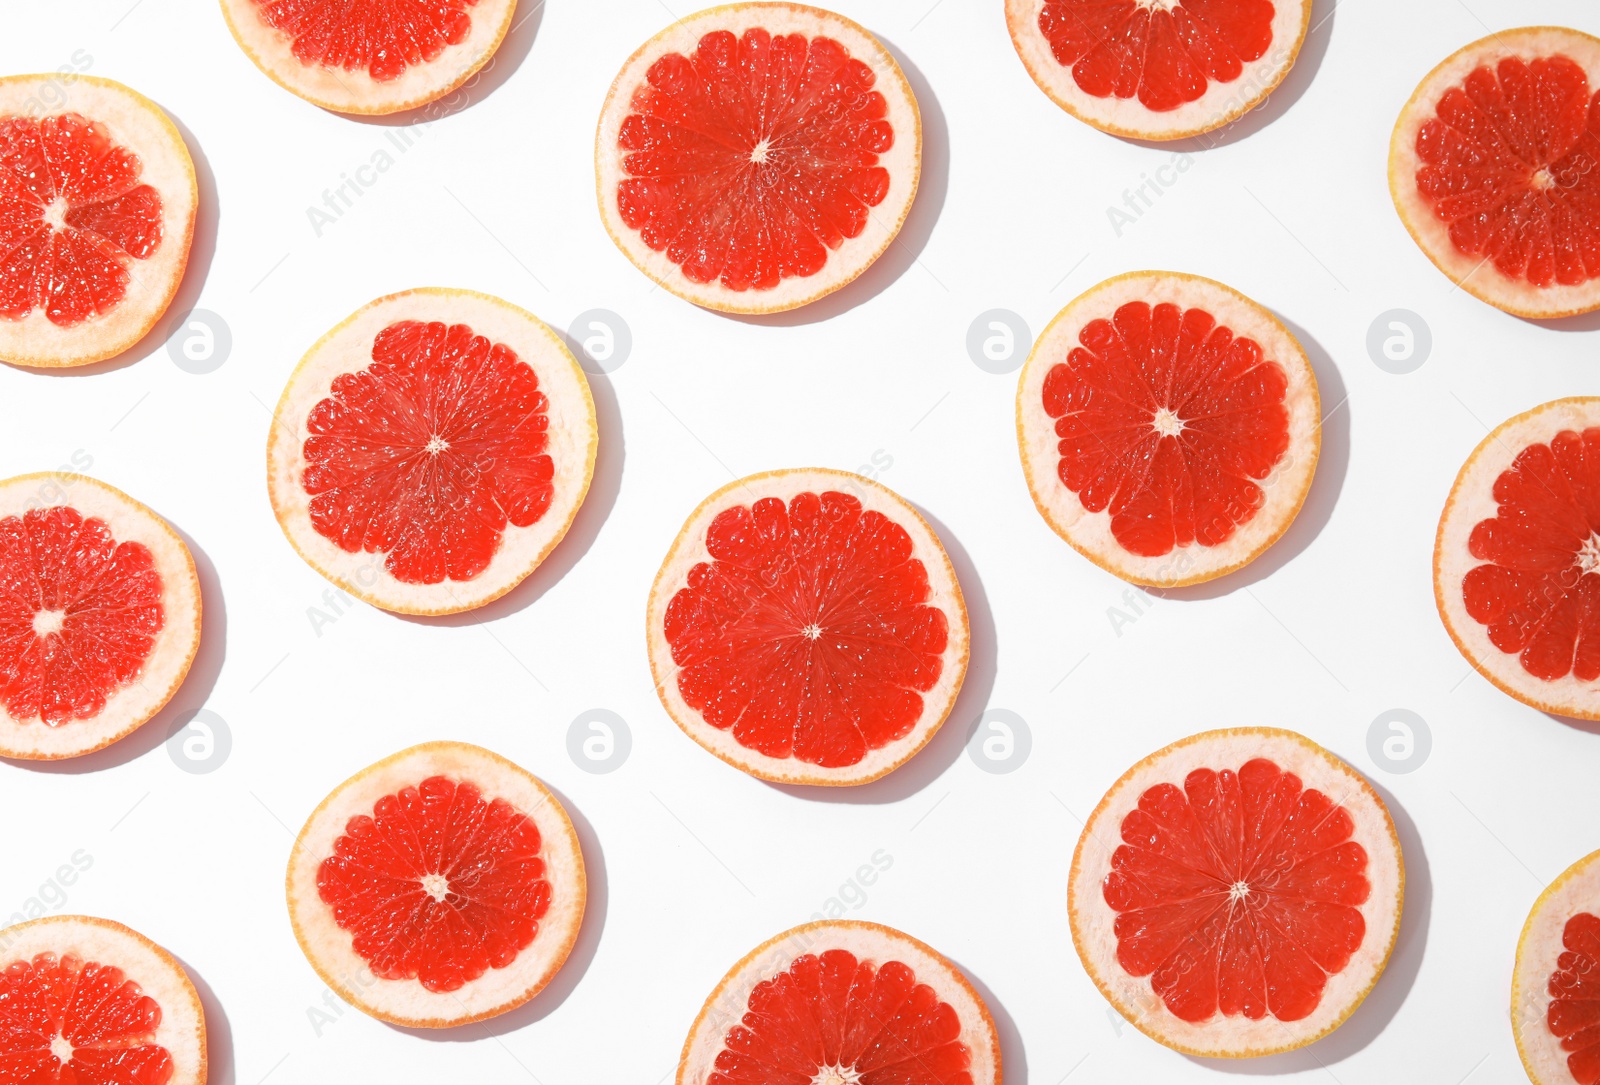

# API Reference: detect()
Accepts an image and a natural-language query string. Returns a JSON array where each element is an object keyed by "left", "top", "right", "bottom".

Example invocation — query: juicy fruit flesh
[
  {"left": 709, "top": 948, "right": 971, "bottom": 1085},
  {"left": 317, "top": 774, "right": 551, "bottom": 993},
  {"left": 1042, "top": 300, "right": 1292, "bottom": 559},
  {"left": 1415, "top": 54, "right": 1600, "bottom": 290},
  {"left": 1549, "top": 912, "right": 1600, "bottom": 1084},
  {"left": 617, "top": 27, "right": 894, "bottom": 293},
  {"left": 0, "top": 952, "right": 173, "bottom": 1085},
  {"left": 0, "top": 506, "right": 165, "bottom": 726},
  {"left": 301, "top": 319, "right": 554, "bottom": 586},
  {"left": 0, "top": 113, "right": 163, "bottom": 328},
  {"left": 1462, "top": 428, "right": 1600, "bottom": 684},
  {"left": 1037, "top": 0, "right": 1276, "bottom": 113},
  {"left": 1105, "top": 758, "right": 1370, "bottom": 1024},
  {"left": 663, "top": 490, "right": 948, "bottom": 770},
  {"left": 250, "top": 0, "right": 479, "bottom": 82}
]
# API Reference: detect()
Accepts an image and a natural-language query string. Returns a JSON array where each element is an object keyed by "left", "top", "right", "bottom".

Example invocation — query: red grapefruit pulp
[
  {"left": 1548, "top": 913, "right": 1600, "bottom": 1081},
  {"left": 249, "top": 0, "right": 480, "bottom": 82}
]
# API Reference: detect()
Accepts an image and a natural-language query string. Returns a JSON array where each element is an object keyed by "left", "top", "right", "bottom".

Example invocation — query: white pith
[
  {"left": 1514, "top": 848, "right": 1600, "bottom": 1084},
  {"left": 0, "top": 76, "right": 196, "bottom": 369},
  {"left": 266, "top": 288, "right": 598, "bottom": 616},
  {"left": 1434, "top": 397, "right": 1600, "bottom": 719},
  {"left": 646, "top": 468, "right": 969, "bottom": 786},
  {"left": 286, "top": 741, "right": 586, "bottom": 1028},
  {"left": 595, "top": 3, "right": 921, "bottom": 314},
  {"left": 217, "top": 0, "right": 517, "bottom": 115},
  {"left": 1004, "top": 0, "right": 1312, "bottom": 140},
  {"left": 1067, "top": 729, "right": 1404, "bottom": 1058},
  {"left": 1016, "top": 271, "right": 1321, "bottom": 588}
]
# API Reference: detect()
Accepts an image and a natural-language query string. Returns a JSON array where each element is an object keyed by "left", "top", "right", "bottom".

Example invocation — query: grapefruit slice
[
  {"left": 1434, "top": 397, "right": 1600, "bottom": 720},
  {"left": 1068, "top": 728, "right": 1403, "bottom": 1058},
  {"left": 266, "top": 288, "right": 597, "bottom": 616},
  {"left": 0, "top": 915, "right": 206, "bottom": 1085},
  {"left": 647, "top": 468, "right": 968, "bottom": 786},
  {"left": 218, "top": 0, "right": 517, "bottom": 115},
  {"left": 1391, "top": 27, "right": 1600, "bottom": 319},
  {"left": 1005, "top": 0, "right": 1312, "bottom": 141},
  {"left": 678, "top": 920, "right": 1000, "bottom": 1085},
  {"left": 286, "top": 741, "right": 586, "bottom": 1028},
  {"left": 1016, "top": 271, "right": 1319, "bottom": 587},
  {"left": 595, "top": 3, "right": 921, "bottom": 314},
  {"left": 0, "top": 473, "right": 201, "bottom": 762},
  {"left": 1513, "top": 848, "right": 1600, "bottom": 1085},
  {"left": 0, "top": 75, "right": 196, "bottom": 368}
]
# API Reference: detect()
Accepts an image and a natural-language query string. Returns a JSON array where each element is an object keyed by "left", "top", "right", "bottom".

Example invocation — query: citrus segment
[
  {"left": 596, "top": 3, "right": 921, "bottom": 313},
  {"left": 1435, "top": 398, "right": 1600, "bottom": 719},
  {"left": 1005, "top": 0, "right": 1312, "bottom": 140},
  {"left": 1068, "top": 728, "right": 1403, "bottom": 1057},
  {"left": 677, "top": 921, "right": 999, "bottom": 1085},
  {"left": 219, "top": 0, "right": 517, "bottom": 114},
  {"left": 1391, "top": 27, "right": 1600, "bottom": 318},
  {"left": 647, "top": 469, "right": 968, "bottom": 786},
  {"left": 267, "top": 289, "right": 596, "bottom": 616},
  {"left": 1513, "top": 849, "right": 1600, "bottom": 1084},
  {"left": 0, "top": 76, "right": 195, "bottom": 368},
  {"left": 0, "top": 916, "right": 206, "bottom": 1085},
  {"left": 0, "top": 474, "right": 200, "bottom": 762},
  {"left": 287, "top": 742, "right": 585, "bottom": 1028},
  {"left": 1017, "top": 271, "right": 1319, "bottom": 587}
]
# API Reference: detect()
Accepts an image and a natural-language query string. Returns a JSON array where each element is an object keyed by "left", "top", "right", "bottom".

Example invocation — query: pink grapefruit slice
[
  {"left": 266, "top": 288, "right": 597, "bottom": 616},
  {"left": 0, "top": 914, "right": 206, "bottom": 1085},
  {"left": 1514, "top": 848, "right": 1600, "bottom": 1085},
  {"left": 286, "top": 741, "right": 586, "bottom": 1028},
  {"left": 218, "top": 0, "right": 517, "bottom": 115},
  {"left": 647, "top": 468, "right": 968, "bottom": 786},
  {"left": 678, "top": 920, "right": 999, "bottom": 1085},
  {"left": 1391, "top": 27, "right": 1600, "bottom": 319},
  {"left": 595, "top": 3, "right": 921, "bottom": 314},
  {"left": 1005, "top": 0, "right": 1313, "bottom": 141},
  {"left": 1434, "top": 397, "right": 1600, "bottom": 720},
  {"left": 1017, "top": 271, "right": 1320, "bottom": 587},
  {"left": 0, "top": 473, "right": 201, "bottom": 762},
  {"left": 0, "top": 75, "right": 196, "bottom": 368},
  {"left": 1068, "top": 728, "right": 1404, "bottom": 1057}
]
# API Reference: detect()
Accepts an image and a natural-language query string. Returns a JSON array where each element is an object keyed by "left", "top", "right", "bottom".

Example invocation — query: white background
[{"left": 2, "top": 1, "right": 1599, "bottom": 1082}]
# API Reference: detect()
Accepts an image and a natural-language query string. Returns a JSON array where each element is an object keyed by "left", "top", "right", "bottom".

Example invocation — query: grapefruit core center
[
  {"left": 32, "top": 609, "right": 64, "bottom": 637},
  {"left": 813, "top": 1068, "right": 862, "bottom": 1085},
  {"left": 49, "top": 1035, "right": 71, "bottom": 1063}
]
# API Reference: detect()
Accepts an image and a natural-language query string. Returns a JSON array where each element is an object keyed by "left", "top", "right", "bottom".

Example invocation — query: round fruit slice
[
  {"left": 1434, "top": 397, "right": 1600, "bottom": 720},
  {"left": 1513, "top": 848, "right": 1600, "bottom": 1085},
  {"left": 218, "top": 0, "right": 517, "bottom": 115},
  {"left": 0, "top": 473, "right": 201, "bottom": 761},
  {"left": 1391, "top": 28, "right": 1600, "bottom": 318},
  {"left": 678, "top": 920, "right": 999, "bottom": 1085},
  {"left": 0, "top": 915, "right": 206, "bottom": 1084},
  {"left": 1017, "top": 271, "right": 1319, "bottom": 587},
  {"left": 0, "top": 75, "right": 196, "bottom": 368},
  {"left": 1068, "top": 728, "right": 1403, "bottom": 1058},
  {"left": 1005, "top": 0, "right": 1312, "bottom": 141},
  {"left": 286, "top": 741, "right": 586, "bottom": 1028},
  {"left": 266, "top": 288, "right": 597, "bottom": 616},
  {"left": 595, "top": 3, "right": 921, "bottom": 314},
  {"left": 647, "top": 469, "right": 968, "bottom": 786}
]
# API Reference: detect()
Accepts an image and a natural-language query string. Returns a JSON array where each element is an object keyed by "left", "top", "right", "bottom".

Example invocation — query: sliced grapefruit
[
  {"left": 1068, "top": 727, "right": 1403, "bottom": 1058},
  {"left": 1391, "top": 27, "right": 1600, "bottom": 319},
  {"left": 0, "top": 75, "right": 196, "bottom": 368},
  {"left": 0, "top": 473, "right": 201, "bottom": 762},
  {"left": 1005, "top": 0, "right": 1312, "bottom": 141},
  {"left": 266, "top": 288, "right": 597, "bottom": 616},
  {"left": 1017, "top": 271, "right": 1319, "bottom": 587},
  {"left": 1434, "top": 397, "right": 1600, "bottom": 720},
  {"left": 0, "top": 915, "right": 206, "bottom": 1084},
  {"left": 1513, "top": 848, "right": 1600, "bottom": 1085},
  {"left": 647, "top": 469, "right": 968, "bottom": 786},
  {"left": 219, "top": 0, "right": 517, "bottom": 115},
  {"left": 678, "top": 920, "right": 999, "bottom": 1085},
  {"left": 286, "top": 741, "right": 586, "bottom": 1028},
  {"left": 595, "top": 3, "right": 921, "bottom": 314}
]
